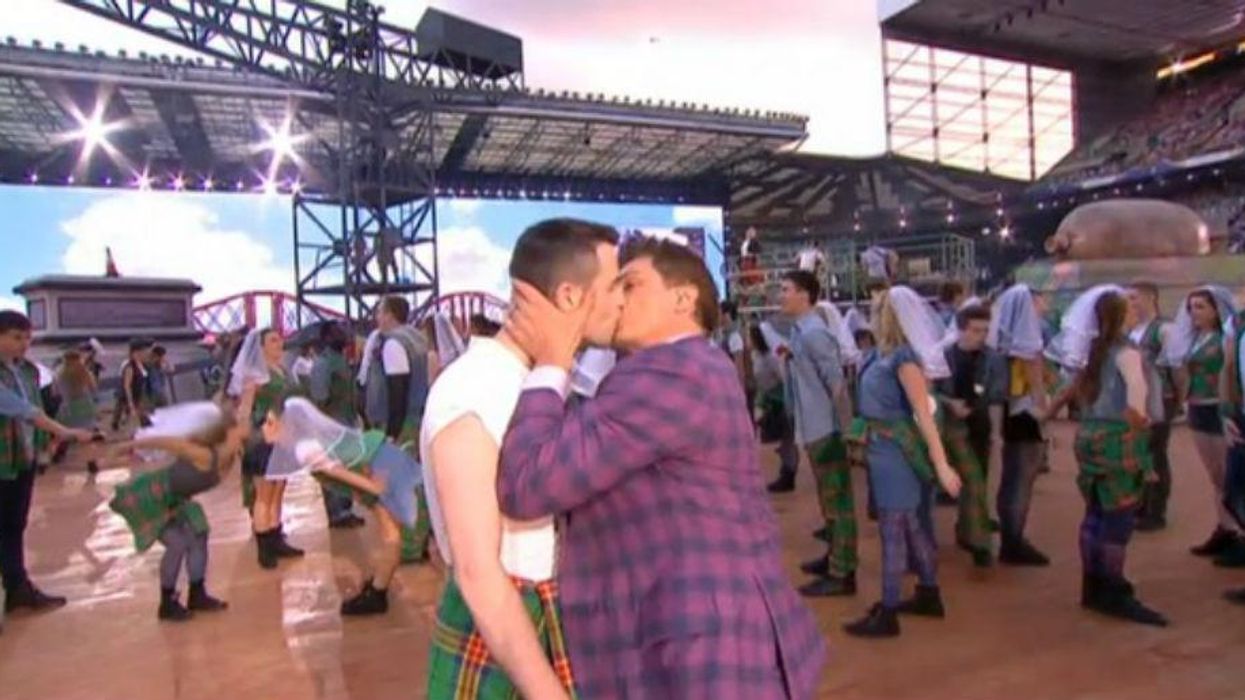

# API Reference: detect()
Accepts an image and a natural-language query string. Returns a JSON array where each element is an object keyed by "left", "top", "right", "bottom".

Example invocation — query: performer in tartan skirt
[
  {"left": 779, "top": 269, "right": 859, "bottom": 597},
  {"left": 420, "top": 220, "right": 622, "bottom": 699},
  {"left": 107, "top": 401, "right": 242, "bottom": 621},
  {"left": 935, "top": 303, "right": 1006, "bottom": 567},
  {"left": 359, "top": 296, "right": 434, "bottom": 565},
  {"left": 263, "top": 397, "right": 423, "bottom": 616},
  {"left": 228, "top": 328, "right": 305, "bottom": 569},
  {"left": 1047, "top": 285, "right": 1167, "bottom": 626},
  {"left": 498, "top": 237, "right": 824, "bottom": 698},
  {"left": 843, "top": 286, "right": 962, "bottom": 638}
]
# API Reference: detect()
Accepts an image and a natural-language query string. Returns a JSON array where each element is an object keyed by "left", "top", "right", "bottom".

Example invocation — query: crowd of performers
[
  {"left": 1, "top": 218, "right": 1245, "bottom": 696},
  {"left": 718, "top": 271, "right": 1245, "bottom": 636}
]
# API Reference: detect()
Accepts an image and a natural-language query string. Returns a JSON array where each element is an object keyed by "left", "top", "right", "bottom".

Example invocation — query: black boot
[
  {"left": 800, "top": 554, "right": 830, "bottom": 576},
  {"left": 1213, "top": 538, "right": 1245, "bottom": 568},
  {"left": 767, "top": 474, "right": 795, "bottom": 493},
  {"left": 1081, "top": 574, "right": 1104, "bottom": 608},
  {"left": 256, "top": 530, "right": 279, "bottom": 570},
  {"left": 999, "top": 539, "right": 1050, "bottom": 567},
  {"left": 272, "top": 526, "right": 305, "bottom": 559},
  {"left": 1223, "top": 587, "right": 1245, "bottom": 606},
  {"left": 158, "top": 588, "right": 193, "bottom": 622},
  {"left": 1191, "top": 527, "right": 1238, "bottom": 557},
  {"left": 4, "top": 581, "right": 67, "bottom": 612},
  {"left": 812, "top": 526, "right": 830, "bottom": 542},
  {"left": 187, "top": 581, "right": 228, "bottom": 612},
  {"left": 87, "top": 460, "right": 100, "bottom": 476},
  {"left": 340, "top": 579, "right": 389, "bottom": 616},
  {"left": 843, "top": 603, "right": 900, "bottom": 638},
  {"left": 896, "top": 585, "right": 945, "bottom": 618},
  {"left": 1134, "top": 515, "right": 1166, "bottom": 532},
  {"left": 329, "top": 513, "right": 366, "bottom": 529},
  {"left": 1088, "top": 579, "right": 1168, "bottom": 627},
  {"left": 798, "top": 572, "right": 856, "bottom": 597}
]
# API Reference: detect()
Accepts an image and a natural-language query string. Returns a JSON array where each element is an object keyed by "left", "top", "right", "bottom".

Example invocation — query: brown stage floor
[{"left": 1, "top": 422, "right": 1244, "bottom": 700}]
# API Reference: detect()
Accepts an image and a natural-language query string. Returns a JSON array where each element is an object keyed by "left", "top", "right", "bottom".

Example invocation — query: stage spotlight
[
  {"left": 172, "top": 175, "right": 186, "bottom": 191},
  {"left": 1000, "top": 225, "right": 1012, "bottom": 239},
  {"left": 28, "top": 173, "right": 38, "bottom": 183},
  {"left": 67, "top": 105, "right": 122, "bottom": 161},
  {"left": 260, "top": 177, "right": 278, "bottom": 196},
  {"left": 236, "top": 180, "right": 244, "bottom": 191},
  {"left": 203, "top": 177, "right": 215, "bottom": 191},
  {"left": 66, "top": 175, "right": 75, "bottom": 184},
  {"left": 291, "top": 180, "right": 303, "bottom": 195},
  {"left": 134, "top": 171, "right": 152, "bottom": 190}
]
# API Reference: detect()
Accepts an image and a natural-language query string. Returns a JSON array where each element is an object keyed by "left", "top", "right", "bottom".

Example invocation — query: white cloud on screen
[
  {"left": 415, "top": 226, "right": 512, "bottom": 300},
  {"left": 59, "top": 193, "right": 294, "bottom": 303}
]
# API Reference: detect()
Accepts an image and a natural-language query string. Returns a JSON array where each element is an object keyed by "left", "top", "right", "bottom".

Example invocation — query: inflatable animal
[{"left": 1044, "top": 199, "right": 1211, "bottom": 259}]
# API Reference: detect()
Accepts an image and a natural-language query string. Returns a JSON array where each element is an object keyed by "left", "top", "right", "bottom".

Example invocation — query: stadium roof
[
  {"left": 882, "top": 0, "right": 1245, "bottom": 67},
  {"left": 726, "top": 151, "right": 1025, "bottom": 231},
  {"left": 0, "top": 40, "right": 806, "bottom": 205}
]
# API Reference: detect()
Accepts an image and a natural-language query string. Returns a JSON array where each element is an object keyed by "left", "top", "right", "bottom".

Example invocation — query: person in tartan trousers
[
  {"left": 777, "top": 270, "right": 859, "bottom": 597},
  {"left": 421, "top": 219, "right": 623, "bottom": 700},
  {"left": 936, "top": 303, "right": 1007, "bottom": 567},
  {"left": 0, "top": 310, "right": 93, "bottom": 614},
  {"left": 497, "top": 237, "right": 825, "bottom": 699},
  {"left": 1046, "top": 286, "right": 1167, "bottom": 626}
]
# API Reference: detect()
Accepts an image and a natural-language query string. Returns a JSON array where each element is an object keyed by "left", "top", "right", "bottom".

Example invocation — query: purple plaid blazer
[{"left": 498, "top": 337, "right": 826, "bottom": 699}]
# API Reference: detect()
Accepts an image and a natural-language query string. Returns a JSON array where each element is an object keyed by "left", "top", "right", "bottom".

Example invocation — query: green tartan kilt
[
  {"left": 428, "top": 577, "right": 578, "bottom": 700},
  {"left": 110, "top": 469, "right": 209, "bottom": 552},
  {"left": 1074, "top": 420, "right": 1151, "bottom": 512},
  {"left": 846, "top": 417, "right": 934, "bottom": 482}
]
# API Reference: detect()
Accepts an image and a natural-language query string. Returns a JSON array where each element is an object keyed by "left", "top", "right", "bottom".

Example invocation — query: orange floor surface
[{"left": 1, "top": 422, "right": 1244, "bottom": 700}]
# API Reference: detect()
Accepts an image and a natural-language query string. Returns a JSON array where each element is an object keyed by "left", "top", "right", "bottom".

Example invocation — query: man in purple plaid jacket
[{"left": 498, "top": 237, "right": 826, "bottom": 699}]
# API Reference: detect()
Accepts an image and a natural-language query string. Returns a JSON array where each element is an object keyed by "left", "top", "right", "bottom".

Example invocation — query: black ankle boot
[
  {"left": 1081, "top": 574, "right": 1103, "bottom": 608},
  {"left": 798, "top": 572, "right": 856, "bottom": 597},
  {"left": 999, "top": 539, "right": 1050, "bottom": 567},
  {"left": 844, "top": 603, "right": 900, "bottom": 638},
  {"left": 800, "top": 554, "right": 830, "bottom": 576},
  {"left": 158, "top": 588, "right": 193, "bottom": 622},
  {"left": 767, "top": 474, "right": 795, "bottom": 493},
  {"left": 272, "top": 526, "right": 305, "bottom": 558},
  {"left": 4, "top": 581, "right": 67, "bottom": 612},
  {"left": 340, "top": 579, "right": 389, "bottom": 616},
  {"left": 1088, "top": 579, "right": 1168, "bottom": 627},
  {"left": 256, "top": 530, "right": 278, "bottom": 570},
  {"left": 1191, "top": 527, "right": 1237, "bottom": 557},
  {"left": 187, "top": 581, "right": 228, "bottom": 612},
  {"left": 896, "top": 585, "right": 945, "bottom": 618}
]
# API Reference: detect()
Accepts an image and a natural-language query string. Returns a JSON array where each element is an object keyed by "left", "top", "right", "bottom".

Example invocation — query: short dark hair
[
  {"left": 509, "top": 218, "right": 619, "bottom": 299},
  {"left": 720, "top": 299, "right": 738, "bottom": 322},
  {"left": 152, "top": 345, "right": 167, "bottom": 357},
  {"left": 469, "top": 314, "right": 501, "bottom": 337},
  {"left": 865, "top": 279, "right": 890, "bottom": 295},
  {"left": 783, "top": 270, "right": 820, "bottom": 304},
  {"left": 380, "top": 296, "right": 410, "bottom": 324},
  {"left": 319, "top": 321, "right": 349, "bottom": 352},
  {"left": 955, "top": 303, "right": 991, "bottom": 330},
  {"left": 621, "top": 238, "right": 720, "bottom": 333},
  {"left": 1130, "top": 280, "right": 1159, "bottom": 300},
  {"left": 129, "top": 338, "right": 153, "bottom": 352},
  {"left": 0, "top": 310, "right": 32, "bottom": 335},
  {"left": 939, "top": 280, "right": 966, "bottom": 305}
]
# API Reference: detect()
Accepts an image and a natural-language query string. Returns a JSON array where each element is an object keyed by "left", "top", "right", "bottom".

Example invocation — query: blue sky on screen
[{"left": 0, "top": 185, "right": 723, "bottom": 313}]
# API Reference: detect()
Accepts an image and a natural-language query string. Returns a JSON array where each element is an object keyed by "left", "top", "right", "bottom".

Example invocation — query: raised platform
[
  {"left": 2, "top": 423, "right": 1243, "bottom": 698},
  {"left": 1015, "top": 253, "right": 1245, "bottom": 314}
]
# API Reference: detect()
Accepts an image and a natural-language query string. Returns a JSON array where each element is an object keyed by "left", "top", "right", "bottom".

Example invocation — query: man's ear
[
  {"left": 674, "top": 285, "right": 698, "bottom": 317},
  {"left": 552, "top": 282, "right": 584, "bottom": 311}
]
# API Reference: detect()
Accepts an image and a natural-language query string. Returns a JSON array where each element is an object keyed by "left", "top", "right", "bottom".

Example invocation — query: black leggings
[{"left": 158, "top": 519, "right": 208, "bottom": 590}]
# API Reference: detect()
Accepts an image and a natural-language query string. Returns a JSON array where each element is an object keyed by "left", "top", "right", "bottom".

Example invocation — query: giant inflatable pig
[{"left": 1044, "top": 199, "right": 1211, "bottom": 259}]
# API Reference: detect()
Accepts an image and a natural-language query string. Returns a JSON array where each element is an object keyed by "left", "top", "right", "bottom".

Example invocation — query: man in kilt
[
  {"left": 1127, "top": 281, "right": 1177, "bottom": 532},
  {"left": 936, "top": 303, "right": 1006, "bottom": 567},
  {"left": 0, "top": 310, "right": 92, "bottom": 614},
  {"left": 420, "top": 220, "right": 625, "bottom": 699}
]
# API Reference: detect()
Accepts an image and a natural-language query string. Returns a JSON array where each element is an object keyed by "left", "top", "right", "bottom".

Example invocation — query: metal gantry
[{"left": 59, "top": 0, "right": 523, "bottom": 321}]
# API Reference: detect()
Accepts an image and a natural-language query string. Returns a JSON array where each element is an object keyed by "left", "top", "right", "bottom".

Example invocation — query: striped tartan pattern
[
  {"left": 846, "top": 417, "right": 934, "bottom": 482},
  {"left": 940, "top": 419, "right": 990, "bottom": 550},
  {"left": 0, "top": 359, "right": 42, "bottom": 480},
  {"left": 808, "top": 433, "right": 856, "bottom": 575},
  {"left": 1074, "top": 420, "right": 1152, "bottom": 512},
  {"left": 396, "top": 418, "right": 432, "bottom": 563},
  {"left": 109, "top": 469, "right": 209, "bottom": 552},
  {"left": 1187, "top": 331, "right": 1225, "bottom": 401},
  {"left": 427, "top": 576, "right": 577, "bottom": 700}
]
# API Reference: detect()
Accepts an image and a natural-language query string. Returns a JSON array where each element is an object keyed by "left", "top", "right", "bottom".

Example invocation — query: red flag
[{"left": 105, "top": 247, "right": 120, "bottom": 277}]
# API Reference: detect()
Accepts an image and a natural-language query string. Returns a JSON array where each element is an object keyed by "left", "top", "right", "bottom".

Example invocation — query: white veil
[
  {"left": 844, "top": 306, "right": 871, "bottom": 333},
  {"left": 885, "top": 286, "right": 950, "bottom": 379},
  {"left": 571, "top": 347, "right": 617, "bottom": 398},
  {"left": 265, "top": 397, "right": 368, "bottom": 479},
  {"left": 434, "top": 313, "right": 466, "bottom": 366},
  {"left": 1159, "top": 285, "right": 1238, "bottom": 367},
  {"left": 1045, "top": 284, "right": 1125, "bottom": 370},
  {"left": 134, "top": 401, "right": 227, "bottom": 462},
  {"left": 815, "top": 301, "right": 862, "bottom": 366},
  {"left": 227, "top": 328, "right": 271, "bottom": 397},
  {"left": 989, "top": 284, "right": 1045, "bottom": 360}
]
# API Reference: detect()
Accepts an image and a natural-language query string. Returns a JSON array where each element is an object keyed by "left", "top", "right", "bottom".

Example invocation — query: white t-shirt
[
  {"left": 381, "top": 338, "right": 410, "bottom": 375},
  {"left": 727, "top": 330, "right": 745, "bottom": 356},
  {"left": 291, "top": 356, "right": 315, "bottom": 380},
  {"left": 796, "top": 247, "right": 823, "bottom": 272},
  {"left": 418, "top": 337, "right": 556, "bottom": 582}
]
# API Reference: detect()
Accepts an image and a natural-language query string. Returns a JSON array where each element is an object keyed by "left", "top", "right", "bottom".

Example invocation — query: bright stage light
[
  {"left": 134, "top": 171, "right": 152, "bottom": 190},
  {"left": 172, "top": 175, "right": 185, "bottom": 191},
  {"left": 203, "top": 177, "right": 215, "bottom": 191},
  {"left": 291, "top": 180, "right": 303, "bottom": 195},
  {"left": 260, "top": 177, "right": 278, "bottom": 196},
  {"left": 999, "top": 225, "right": 1012, "bottom": 239},
  {"left": 67, "top": 106, "right": 122, "bottom": 160}
]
